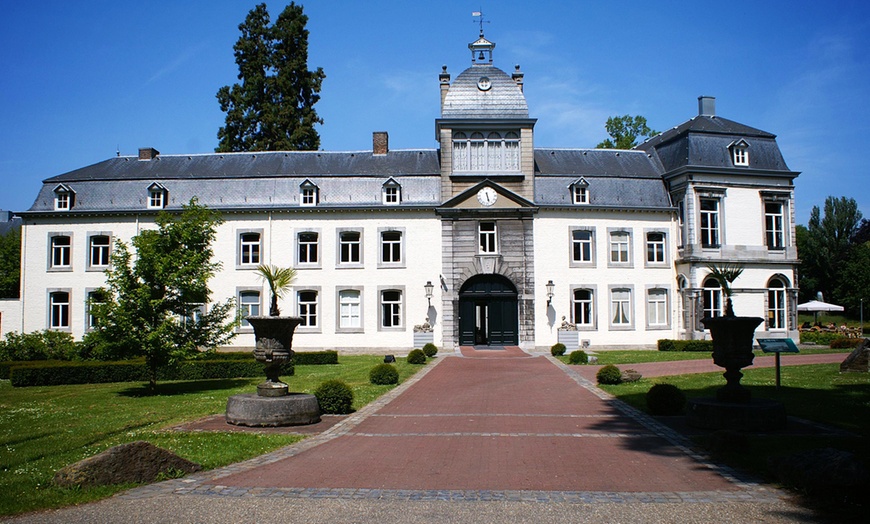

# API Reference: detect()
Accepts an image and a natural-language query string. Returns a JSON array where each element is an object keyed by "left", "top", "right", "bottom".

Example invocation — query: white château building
[{"left": 1, "top": 32, "right": 800, "bottom": 352}]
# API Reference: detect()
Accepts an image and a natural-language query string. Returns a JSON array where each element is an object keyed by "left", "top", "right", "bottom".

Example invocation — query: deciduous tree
[
  {"left": 216, "top": 2, "right": 325, "bottom": 152},
  {"left": 91, "top": 200, "right": 236, "bottom": 391},
  {"left": 0, "top": 226, "right": 20, "bottom": 298},
  {"left": 596, "top": 115, "right": 658, "bottom": 149}
]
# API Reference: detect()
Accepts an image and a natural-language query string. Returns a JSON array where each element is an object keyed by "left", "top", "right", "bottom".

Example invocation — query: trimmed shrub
[
  {"left": 369, "top": 363, "right": 399, "bottom": 385},
  {"left": 314, "top": 379, "right": 354, "bottom": 414},
  {"left": 657, "top": 339, "right": 714, "bottom": 352},
  {"left": 0, "top": 330, "right": 79, "bottom": 362},
  {"left": 422, "top": 343, "right": 438, "bottom": 358},
  {"left": 830, "top": 337, "right": 863, "bottom": 349},
  {"left": 7, "top": 359, "right": 273, "bottom": 387},
  {"left": 550, "top": 343, "right": 567, "bottom": 356},
  {"left": 293, "top": 350, "right": 339, "bottom": 365},
  {"left": 596, "top": 364, "right": 622, "bottom": 385},
  {"left": 407, "top": 349, "right": 427, "bottom": 365},
  {"left": 567, "top": 350, "right": 588, "bottom": 365},
  {"left": 646, "top": 383, "right": 686, "bottom": 415}
]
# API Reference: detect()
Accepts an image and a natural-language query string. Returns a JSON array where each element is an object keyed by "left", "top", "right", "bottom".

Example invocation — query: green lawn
[
  {"left": 0, "top": 355, "right": 423, "bottom": 517},
  {"left": 600, "top": 363, "right": 870, "bottom": 514}
]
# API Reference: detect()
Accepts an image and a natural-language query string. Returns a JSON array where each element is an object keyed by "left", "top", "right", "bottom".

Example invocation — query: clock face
[
  {"left": 477, "top": 187, "right": 498, "bottom": 206},
  {"left": 477, "top": 76, "right": 492, "bottom": 91}
]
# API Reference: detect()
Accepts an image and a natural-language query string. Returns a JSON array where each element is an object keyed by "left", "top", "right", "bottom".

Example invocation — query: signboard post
[{"left": 756, "top": 338, "right": 800, "bottom": 389}]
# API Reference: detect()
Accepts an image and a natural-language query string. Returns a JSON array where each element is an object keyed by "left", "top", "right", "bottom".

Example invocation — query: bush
[
  {"left": 369, "top": 363, "right": 399, "bottom": 385},
  {"left": 596, "top": 364, "right": 622, "bottom": 385},
  {"left": 799, "top": 331, "right": 842, "bottom": 346},
  {"left": 293, "top": 350, "right": 339, "bottom": 365},
  {"left": 830, "top": 337, "right": 864, "bottom": 349},
  {"left": 0, "top": 330, "right": 79, "bottom": 361},
  {"left": 407, "top": 349, "right": 427, "bottom": 365},
  {"left": 567, "top": 350, "right": 588, "bottom": 365},
  {"left": 550, "top": 343, "right": 567, "bottom": 356},
  {"left": 657, "top": 339, "right": 714, "bottom": 352},
  {"left": 422, "top": 343, "right": 438, "bottom": 358},
  {"left": 314, "top": 379, "right": 354, "bottom": 414},
  {"left": 646, "top": 383, "right": 686, "bottom": 415}
]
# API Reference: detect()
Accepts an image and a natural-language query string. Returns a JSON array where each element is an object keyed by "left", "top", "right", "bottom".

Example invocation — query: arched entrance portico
[{"left": 458, "top": 274, "right": 519, "bottom": 346}]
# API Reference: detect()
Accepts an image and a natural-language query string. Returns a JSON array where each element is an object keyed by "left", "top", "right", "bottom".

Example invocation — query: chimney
[
  {"left": 512, "top": 64, "right": 524, "bottom": 93},
  {"left": 139, "top": 147, "right": 160, "bottom": 160},
  {"left": 698, "top": 96, "right": 716, "bottom": 117},
  {"left": 439, "top": 65, "right": 451, "bottom": 114},
  {"left": 373, "top": 132, "right": 388, "bottom": 155}
]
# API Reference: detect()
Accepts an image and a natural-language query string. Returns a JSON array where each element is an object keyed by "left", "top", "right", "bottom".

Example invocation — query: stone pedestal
[
  {"left": 686, "top": 397, "right": 787, "bottom": 431},
  {"left": 225, "top": 393, "right": 321, "bottom": 427}
]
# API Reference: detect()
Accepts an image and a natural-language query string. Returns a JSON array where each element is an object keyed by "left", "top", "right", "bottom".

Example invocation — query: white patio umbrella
[{"left": 797, "top": 300, "right": 845, "bottom": 323}]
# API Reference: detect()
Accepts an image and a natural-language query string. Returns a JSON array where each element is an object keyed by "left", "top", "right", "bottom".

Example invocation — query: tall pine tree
[{"left": 216, "top": 3, "right": 325, "bottom": 152}]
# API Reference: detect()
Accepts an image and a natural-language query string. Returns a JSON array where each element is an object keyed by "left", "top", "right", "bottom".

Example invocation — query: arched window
[
  {"left": 768, "top": 278, "right": 787, "bottom": 330},
  {"left": 703, "top": 278, "right": 722, "bottom": 319}
]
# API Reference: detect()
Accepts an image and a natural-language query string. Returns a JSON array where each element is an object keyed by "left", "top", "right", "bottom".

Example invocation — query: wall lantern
[
  {"left": 424, "top": 281, "right": 434, "bottom": 306},
  {"left": 546, "top": 280, "right": 555, "bottom": 307}
]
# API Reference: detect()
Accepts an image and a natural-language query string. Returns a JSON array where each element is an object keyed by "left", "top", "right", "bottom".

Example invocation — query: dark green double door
[{"left": 458, "top": 275, "right": 518, "bottom": 346}]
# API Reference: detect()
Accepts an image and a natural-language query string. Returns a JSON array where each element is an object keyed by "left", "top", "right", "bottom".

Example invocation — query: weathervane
[{"left": 472, "top": 9, "right": 489, "bottom": 37}]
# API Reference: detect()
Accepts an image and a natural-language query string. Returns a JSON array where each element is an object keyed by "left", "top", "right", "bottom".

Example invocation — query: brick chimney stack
[
  {"left": 373, "top": 132, "right": 389, "bottom": 155},
  {"left": 138, "top": 147, "right": 160, "bottom": 160},
  {"left": 439, "top": 65, "right": 451, "bottom": 114}
]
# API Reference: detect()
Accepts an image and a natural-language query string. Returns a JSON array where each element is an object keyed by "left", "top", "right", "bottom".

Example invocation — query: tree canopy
[
  {"left": 797, "top": 196, "right": 865, "bottom": 313},
  {"left": 0, "top": 225, "right": 20, "bottom": 299},
  {"left": 596, "top": 115, "right": 658, "bottom": 149},
  {"left": 90, "top": 200, "right": 236, "bottom": 391},
  {"left": 216, "top": 2, "right": 325, "bottom": 152}
]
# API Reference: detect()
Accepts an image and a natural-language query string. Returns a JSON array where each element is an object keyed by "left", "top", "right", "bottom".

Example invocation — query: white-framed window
[
  {"left": 646, "top": 232, "right": 666, "bottom": 264},
  {"left": 765, "top": 202, "right": 785, "bottom": 250},
  {"left": 338, "top": 289, "right": 362, "bottom": 330},
  {"left": 452, "top": 131, "right": 520, "bottom": 172},
  {"left": 239, "top": 232, "right": 261, "bottom": 266},
  {"left": 238, "top": 290, "right": 261, "bottom": 328},
  {"left": 86, "top": 290, "right": 106, "bottom": 330},
  {"left": 380, "top": 230, "right": 402, "bottom": 264},
  {"left": 380, "top": 289, "right": 403, "bottom": 329},
  {"left": 479, "top": 222, "right": 497, "bottom": 254},
  {"left": 610, "top": 288, "right": 632, "bottom": 327},
  {"left": 53, "top": 184, "right": 74, "bottom": 210},
  {"left": 50, "top": 234, "right": 72, "bottom": 269},
  {"left": 338, "top": 230, "right": 362, "bottom": 265},
  {"left": 300, "top": 180, "right": 319, "bottom": 207},
  {"left": 571, "top": 178, "right": 589, "bottom": 204},
  {"left": 297, "top": 231, "right": 319, "bottom": 265},
  {"left": 768, "top": 278, "right": 787, "bottom": 330},
  {"left": 609, "top": 231, "right": 630, "bottom": 264},
  {"left": 677, "top": 199, "right": 686, "bottom": 248},
  {"left": 573, "top": 289, "right": 594, "bottom": 327},
  {"left": 571, "top": 229, "right": 593, "bottom": 264},
  {"left": 732, "top": 145, "right": 749, "bottom": 166},
  {"left": 703, "top": 278, "right": 723, "bottom": 319},
  {"left": 88, "top": 234, "right": 111, "bottom": 268},
  {"left": 699, "top": 198, "right": 720, "bottom": 248},
  {"left": 297, "top": 290, "right": 318, "bottom": 328},
  {"left": 647, "top": 288, "right": 669, "bottom": 327},
  {"left": 382, "top": 179, "right": 401, "bottom": 205},
  {"left": 49, "top": 291, "right": 70, "bottom": 329},
  {"left": 147, "top": 184, "right": 167, "bottom": 209}
]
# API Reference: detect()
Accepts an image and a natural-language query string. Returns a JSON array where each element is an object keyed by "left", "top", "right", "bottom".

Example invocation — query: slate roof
[
  {"left": 637, "top": 116, "right": 795, "bottom": 175},
  {"left": 441, "top": 65, "right": 528, "bottom": 119},
  {"left": 534, "top": 149, "right": 672, "bottom": 209}
]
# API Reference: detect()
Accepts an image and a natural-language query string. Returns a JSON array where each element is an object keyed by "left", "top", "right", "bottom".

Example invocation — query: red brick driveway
[{"left": 215, "top": 347, "right": 739, "bottom": 493}]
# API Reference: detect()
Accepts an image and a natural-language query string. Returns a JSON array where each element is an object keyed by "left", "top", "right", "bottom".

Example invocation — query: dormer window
[
  {"left": 729, "top": 139, "right": 749, "bottom": 166},
  {"left": 300, "top": 179, "right": 319, "bottom": 207},
  {"left": 147, "top": 183, "right": 167, "bottom": 209},
  {"left": 382, "top": 178, "right": 401, "bottom": 205},
  {"left": 571, "top": 178, "right": 590, "bottom": 204},
  {"left": 53, "top": 184, "right": 74, "bottom": 210}
]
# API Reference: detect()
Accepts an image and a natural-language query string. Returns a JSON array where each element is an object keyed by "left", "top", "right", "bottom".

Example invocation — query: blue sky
[{"left": 2, "top": 0, "right": 868, "bottom": 225}]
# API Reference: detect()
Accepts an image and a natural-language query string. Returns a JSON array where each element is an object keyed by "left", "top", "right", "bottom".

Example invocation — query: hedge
[
  {"left": 657, "top": 339, "right": 714, "bottom": 352},
  {"left": 799, "top": 331, "right": 846, "bottom": 346},
  {"left": 8, "top": 359, "right": 291, "bottom": 387},
  {"left": 200, "top": 350, "right": 338, "bottom": 365}
]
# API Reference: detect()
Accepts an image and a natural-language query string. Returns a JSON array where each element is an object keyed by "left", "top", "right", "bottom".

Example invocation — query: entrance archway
[{"left": 458, "top": 274, "right": 518, "bottom": 346}]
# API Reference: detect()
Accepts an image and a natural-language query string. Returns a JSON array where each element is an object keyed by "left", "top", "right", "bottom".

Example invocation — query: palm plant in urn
[
  {"left": 249, "top": 265, "right": 301, "bottom": 397},
  {"left": 701, "top": 263, "right": 763, "bottom": 403}
]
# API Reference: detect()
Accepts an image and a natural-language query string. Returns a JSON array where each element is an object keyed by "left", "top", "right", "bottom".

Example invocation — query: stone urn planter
[
  {"left": 702, "top": 315, "right": 763, "bottom": 404},
  {"left": 247, "top": 316, "right": 301, "bottom": 397}
]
